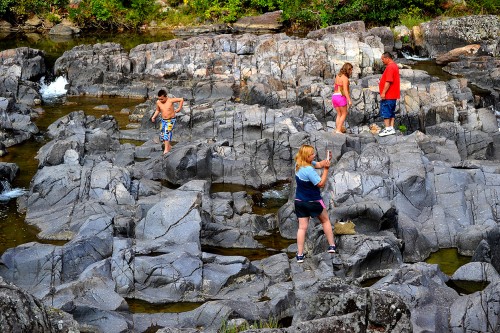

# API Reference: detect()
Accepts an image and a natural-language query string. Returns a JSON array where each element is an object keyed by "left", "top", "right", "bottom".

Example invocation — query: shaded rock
[
  {"left": 0, "top": 20, "right": 12, "bottom": 31},
  {"left": 49, "top": 24, "right": 75, "bottom": 36},
  {"left": 372, "top": 262, "right": 459, "bottom": 332},
  {"left": 0, "top": 276, "right": 55, "bottom": 333},
  {"left": 449, "top": 280, "right": 500, "bottom": 332},
  {"left": 365, "top": 26, "right": 394, "bottom": 52},
  {"left": 233, "top": 11, "right": 283, "bottom": 33},
  {"left": 172, "top": 24, "right": 232, "bottom": 37},
  {"left": 293, "top": 278, "right": 411, "bottom": 331},
  {"left": 201, "top": 252, "right": 254, "bottom": 297},
  {"left": 306, "top": 21, "right": 365, "bottom": 40},
  {"left": 132, "top": 301, "right": 233, "bottom": 333},
  {"left": 435, "top": 44, "right": 481, "bottom": 65},
  {"left": 0, "top": 162, "right": 19, "bottom": 182},
  {"left": 420, "top": 15, "right": 500, "bottom": 57}
]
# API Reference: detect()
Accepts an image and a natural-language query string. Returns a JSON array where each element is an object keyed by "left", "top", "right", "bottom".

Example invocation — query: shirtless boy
[{"left": 151, "top": 89, "right": 184, "bottom": 154}]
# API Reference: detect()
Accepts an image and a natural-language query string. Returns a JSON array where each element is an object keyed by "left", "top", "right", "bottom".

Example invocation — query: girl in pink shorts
[{"left": 332, "top": 63, "right": 353, "bottom": 134}]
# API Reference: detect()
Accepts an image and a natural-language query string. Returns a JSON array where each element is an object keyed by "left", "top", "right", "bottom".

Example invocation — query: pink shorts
[{"left": 332, "top": 93, "right": 347, "bottom": 107}]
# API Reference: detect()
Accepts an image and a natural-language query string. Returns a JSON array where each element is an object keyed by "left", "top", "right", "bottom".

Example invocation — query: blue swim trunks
[
  {"left": 160, "top": 118, "right": 176, "bottom": 142},
  {"left": 380, "top": 99, "right": 397, "bottom": 119}
]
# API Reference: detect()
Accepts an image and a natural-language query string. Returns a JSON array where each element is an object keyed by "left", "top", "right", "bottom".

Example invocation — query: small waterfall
[
  {"left": 0, "top": 179, "right": 26, "bottom": 201},
  {"left": 39, "top": 76, "right": 68, "bottom": 102},
  {"left": 262, "top": 183, "right": 290, "bottom": 199},
  {"left": 401, "top": 51, "right": 430, "bottom": 61}
]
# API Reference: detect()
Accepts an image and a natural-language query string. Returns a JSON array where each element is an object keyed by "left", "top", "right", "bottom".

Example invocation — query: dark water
[
  {"left": 0, "top": 96, "right": 145, "bottom": 255},
  {"left": 126, "top": 298, "right": 203, "bottom": 314},
  {"left": 410, "top": 60, "right": 494, "bottom": 100}
]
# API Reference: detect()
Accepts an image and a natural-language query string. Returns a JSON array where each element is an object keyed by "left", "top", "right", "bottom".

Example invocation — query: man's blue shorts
[{"left": 380, "top": 99, "right": 397, "bottom": 119}]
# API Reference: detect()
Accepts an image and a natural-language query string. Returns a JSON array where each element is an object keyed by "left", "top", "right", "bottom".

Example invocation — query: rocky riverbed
[{"left": 1, "top": 15, "right": 500, "bottom": 333}]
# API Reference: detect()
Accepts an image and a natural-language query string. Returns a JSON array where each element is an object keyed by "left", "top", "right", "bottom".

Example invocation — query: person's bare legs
[
  {"left": 383, "top": 118, "right": 391, "bottom": 128},
  {"left": 389, "top": 117, "right": 395, "bottom": 128},
  {"left": 297, "top": 217, "right": 310, "bottom": 255},
  {"left": 317, "top": 209, "right": 335, "bottom": 246},
  {"left": 335, "top": 105, "right": 348, "bottom": 133},
  {"left": 163, "top": 141, "right": 171, "bottom": 155}
]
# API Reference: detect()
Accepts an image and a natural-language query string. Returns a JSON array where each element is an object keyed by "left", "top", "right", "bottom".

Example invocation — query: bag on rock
[{"left": 334, "top": 220, "right": 356, "bottom": 235}]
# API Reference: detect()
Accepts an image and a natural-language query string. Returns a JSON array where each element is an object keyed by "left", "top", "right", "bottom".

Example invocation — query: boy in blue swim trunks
[{"left": 151, "top": 89, "right": 184, "bottom": 154}]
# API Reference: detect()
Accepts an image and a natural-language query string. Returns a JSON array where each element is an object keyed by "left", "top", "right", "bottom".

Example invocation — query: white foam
[
  {"left": 402, "top": 51, "right": 430, "bottom": 61},
  {"left": 262, "top": 183, "right": 290, "bottom": 199},
  {"left": 0, "top": 188, "right": 26, "bottom": 201},
  {"left": 40, "top": 76, "right": 68, "bottom": 101}
]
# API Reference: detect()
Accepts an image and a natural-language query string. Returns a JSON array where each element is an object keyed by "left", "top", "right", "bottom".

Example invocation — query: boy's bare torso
[{"left": 156, "top": 98, "right": 176, "bottom": 119}]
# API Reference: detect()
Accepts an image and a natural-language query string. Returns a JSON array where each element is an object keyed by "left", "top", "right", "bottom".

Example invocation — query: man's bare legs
[{"left": 383, "top": 117, "right": 395, "bottom": 128}]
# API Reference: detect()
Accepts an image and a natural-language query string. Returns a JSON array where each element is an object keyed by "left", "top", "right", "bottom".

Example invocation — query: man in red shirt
[{"left": 378, "top": 52, "right": 400, "bottom": 137}]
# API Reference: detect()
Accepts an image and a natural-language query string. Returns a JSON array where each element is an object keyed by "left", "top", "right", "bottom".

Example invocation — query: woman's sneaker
[
  {"left": 296, "top": 253, "right": 304, "bottom": 263},
  {"left": 327, "top": 245, "right": 337, "bottom": 253}
]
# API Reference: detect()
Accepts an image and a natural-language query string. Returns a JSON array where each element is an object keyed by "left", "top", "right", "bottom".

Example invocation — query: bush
[
  {"left": 0, "top": 0, "right": 12, "bottom": 16},
  {"left": 10, "top": 0, "right": 50, "bottom": 20}
]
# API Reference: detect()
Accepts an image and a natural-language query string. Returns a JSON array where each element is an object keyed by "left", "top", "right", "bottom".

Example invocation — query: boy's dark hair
[
  {"left": 382, "top": 52, "right": 393, "bottom": 59},
  {"left": 158, "top": 89, "right": 167, "bottom": 97}
]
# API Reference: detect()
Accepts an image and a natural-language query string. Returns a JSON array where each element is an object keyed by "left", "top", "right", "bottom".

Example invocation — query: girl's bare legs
[
  {"left": 335, "top": 105, "right": 348, "bottom": 133},
  {"left": 297, "top": 217, "right": 310, "bottom": 255},
  {"left": 317, "top": 209, "right": 335, "bottom": 246}
]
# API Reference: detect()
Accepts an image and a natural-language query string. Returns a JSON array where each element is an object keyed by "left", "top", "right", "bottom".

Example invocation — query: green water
[{"left": 425, "top": 248, "right": 471, "bottom": 276}]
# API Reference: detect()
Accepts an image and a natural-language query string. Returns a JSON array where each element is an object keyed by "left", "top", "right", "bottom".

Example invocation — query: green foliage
[
  {"left": 398, "top": 6, "right": 430, "bottom": 29},
  {"left": 10, "top": 0, "right": 50, "bottom": 19},
  {"left": 0, "top": 0, "right": 498, "bottom": 31},
  {"left": 0, "top": 0, "right": 13, "bottom": 16},
  {"left": 398, "top": 124, "right": 407, "bottom": 133},
  {"left": 126, "top": 0, "right": 160, "bottom": 26},
  {"left": 45, "top": 12, "right": 62, "bottom": 24},
  {"left": 445, "top": 0, "right": 499, "bottom": 16}
]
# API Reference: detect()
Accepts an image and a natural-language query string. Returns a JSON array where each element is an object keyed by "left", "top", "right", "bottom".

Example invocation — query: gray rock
[
  {"left": 201, "top": 252, "right": 253, "bottom": 297},
  {"left": 307, "top": 21, "right": 365, "bottom": 40},
  {"left": 0, "top": 162, "right": 19, "bottom": 182},
  {"left": 372, "top": 262, "right": 459, "bottom": 332},
  {"left": 233, "top": 11, "right": 283, "bottom": 33},
  {"left": 49, "top": 24, "right": 75, "bottom": 36},
  {"left": 0, "top": 276, "right": 55, "bottom": 333},
  {"left": 293, "top": 278, "right": 411, "bottom": 331},
  {"left": 420, "top": 15, "right": 500, "bottom": 57},
  {"left": 449, "top": 280, "right": 500, "bottom": 332},
  {"left": 451, "top": 262, "right": 500, "bottom": 283},
  {"left": 365, "top": 26, "right": 394, "bottom": 52}
]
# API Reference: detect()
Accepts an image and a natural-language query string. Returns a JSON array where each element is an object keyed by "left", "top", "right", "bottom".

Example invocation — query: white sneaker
[{"left": 378, "top": 128, "right": 396, "bottom": 137}]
